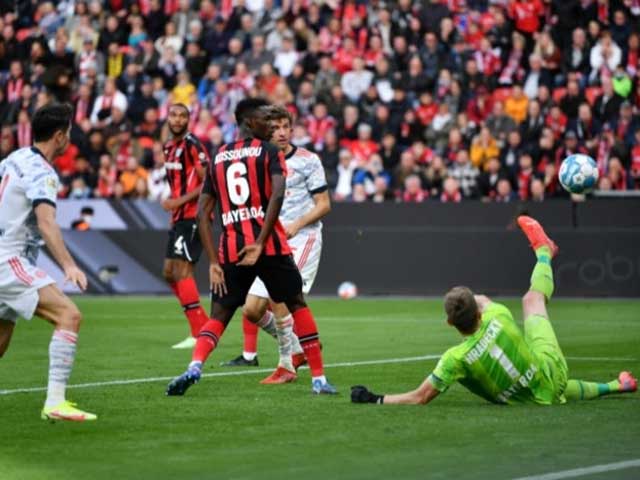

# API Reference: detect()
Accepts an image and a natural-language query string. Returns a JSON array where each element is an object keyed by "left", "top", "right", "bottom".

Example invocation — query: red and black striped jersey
[
  {"left": 163, "top": 133, "right": 210, "bottom": 223},
  {"left": 202, "top": 137, "right": 291, "bottom": 264}
]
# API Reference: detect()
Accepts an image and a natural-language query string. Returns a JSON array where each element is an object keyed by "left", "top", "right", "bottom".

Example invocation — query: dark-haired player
[
  {"left": 351, "top": 216, "right": 637, "bottom": 406},
  {"left": 166, "top": 98, "right": 337, "bottom": 395},
  {"left": 223, "top": 105, "right": 331, "bottom": 387},
  {"left": 162, "top": 103, "right": 210, "bottom": 350},
  {"left": 0, "top": 103, "right": 96, "bottom": 421}
]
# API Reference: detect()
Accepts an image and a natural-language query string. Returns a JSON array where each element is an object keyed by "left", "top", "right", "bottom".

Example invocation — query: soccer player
[
  {"left": 161, "top": 103, "right": 210, "bottom": 349},
  {"left": 0, "top": 103, "right": 97, "bottom": 421},
  {"left": 222, "top": 105, "right": 331, "bottom": 386},
  {"left": 351, "top": 216, "right": 637, "bottom": 406},
  {"left": 166, "top": 99, "right": 337, "bottom": 396}
]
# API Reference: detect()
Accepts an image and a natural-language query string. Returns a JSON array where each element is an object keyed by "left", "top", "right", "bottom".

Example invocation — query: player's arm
[
  {"left": 351, "top": 378, "right": 441, "bottom": 406},
  {"left": 474, "top": 295, "right": 492, "bottom": 312},
  {"left": 197, "top": 170, "right": 226, "bottom": 296},
  {"left": 35, "top": 203, "right": 87, "bottom": 290},
  {"left": 285, "top": 189, "right": 331, "bottom": 239}
]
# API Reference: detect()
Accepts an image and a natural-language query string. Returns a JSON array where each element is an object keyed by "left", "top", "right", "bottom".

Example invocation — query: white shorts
[
  {"left": 0, "top": 256, "right": 55, "bottom": 323},
  {"left": 248, "top": 229, "right": 322, "bottom": 299}
]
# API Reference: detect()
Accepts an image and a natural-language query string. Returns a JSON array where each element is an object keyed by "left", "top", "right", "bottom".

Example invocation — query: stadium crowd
[{"left": 0, "top": 0, "right": 639, "bottom": 203}]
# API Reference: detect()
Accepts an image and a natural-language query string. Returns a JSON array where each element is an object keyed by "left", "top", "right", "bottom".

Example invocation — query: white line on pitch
[
  {"left": 512, "top": 458, "right": 640, "bottom": 480},
  {"left": 0, "top": 354, "right": 635, "bottom": 396},
  {"left": 0, "top": 354, "right": 441, "bottom": 396}
]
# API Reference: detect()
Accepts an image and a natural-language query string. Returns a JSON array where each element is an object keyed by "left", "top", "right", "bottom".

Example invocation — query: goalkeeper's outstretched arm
[{"left": 351, "top": 379, "right": 441, "bottom": 405}]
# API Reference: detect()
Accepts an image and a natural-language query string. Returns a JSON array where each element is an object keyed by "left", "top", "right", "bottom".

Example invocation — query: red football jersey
[
  {"left": 202, "top": 138, "right": 291, "bottom": 264},
  {"left": 164, "top": 133, "right": 210, "bottom": 223}
]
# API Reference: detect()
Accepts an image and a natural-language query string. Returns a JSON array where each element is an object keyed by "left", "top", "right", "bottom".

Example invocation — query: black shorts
[
  {"left": 165, "top": 220, "right": 203, "bottom": 264},
  {"left": 212, "top": 255, "right": 303, "bottom": 309}
]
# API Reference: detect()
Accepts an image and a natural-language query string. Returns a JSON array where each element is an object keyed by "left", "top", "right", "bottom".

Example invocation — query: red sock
[
  {"left": 292, "top": 307, "right": 324, "bottom": 377},
  {"left": 192, "top": 319, "right": 226, "bottom": 364},
  {"left": 171, "top": 278, "right": 208, "bottom": 337},
  {"left": 243, "top": 315, "right": 259, "bottom": 354}
]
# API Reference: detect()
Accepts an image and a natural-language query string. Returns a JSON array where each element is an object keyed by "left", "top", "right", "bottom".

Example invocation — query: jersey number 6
[{"left": 226, "top": 163, "right": 250, "bottom": 206}]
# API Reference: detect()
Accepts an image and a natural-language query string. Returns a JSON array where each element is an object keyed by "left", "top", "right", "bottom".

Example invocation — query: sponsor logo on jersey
[
  {"left": 222, "top": 206, "right": 264, "bottom": 226},
  {"left": 215, "top": 147, "right": 262, "bottom": 164}
]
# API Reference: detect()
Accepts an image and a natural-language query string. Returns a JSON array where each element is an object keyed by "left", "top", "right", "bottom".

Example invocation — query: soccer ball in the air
[
  {"left": 338, "top": 281, "right": 358, "bottom": 300},
  {"left": 558, "top": 154, "right": 599, "bottom": 194}
]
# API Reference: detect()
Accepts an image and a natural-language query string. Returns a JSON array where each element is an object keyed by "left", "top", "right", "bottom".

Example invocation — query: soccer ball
[
  {"left": 338, "top": 281, "right": 358, "bottom": 300},
  {"left": 558, "top": 154, "right": 599, "bottom": 194}
]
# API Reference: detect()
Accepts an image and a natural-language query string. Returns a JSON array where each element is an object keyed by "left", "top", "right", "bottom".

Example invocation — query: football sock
[
  {"left": 192, "top": 319, "right": 226, "bottom": 364},
  {"left": 292, "top": 307, "right": 324, "bottom": 377},
  {"left": 564, "top": 379, "right": 622, "bottom": 400},
  {"left": 530, "top": 246, "right": 554, "bottom": 301},
  {"left": 291, "top": 331, "right": 304, "bottom": 355},
  {"left": 45, "top": 329, "right": 78, "bottom": 408},
  {"left": 172, "top": 278, "right": 208, "bottom": 337},
  {"left": 257, "top": 310, "right": 277, "bottom": 338},
  {"left": 242, "top": 315, "right": 259, "bottom": 360},
  {"left": 275, "top": 314, "right": 294, "bottom": 371},
  {"left": 312, "top": 375, "right": 327, "bottom": 384}
]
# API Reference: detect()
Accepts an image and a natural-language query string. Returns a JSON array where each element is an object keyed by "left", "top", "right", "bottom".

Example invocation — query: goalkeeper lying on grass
[{"left": 352, "top": 216, "right": 637, "bottom": 406}]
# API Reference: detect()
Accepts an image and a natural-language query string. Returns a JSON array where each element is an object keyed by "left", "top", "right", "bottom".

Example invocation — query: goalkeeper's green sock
[
  {"left": 564, "top": 379, "right": 621, "bottom": 400},
  {"left": 530, "top": 246, "right": 554, "bottom": 301}
]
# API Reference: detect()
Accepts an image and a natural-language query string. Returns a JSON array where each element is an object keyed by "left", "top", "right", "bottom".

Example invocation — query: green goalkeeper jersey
[{"left": 428, "top": 302, "right": 557, "bottom": 405}]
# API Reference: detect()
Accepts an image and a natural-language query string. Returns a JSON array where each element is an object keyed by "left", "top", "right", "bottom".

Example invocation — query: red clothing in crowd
[{"left": 508, "top": 0, "right": 544, "bottom": 34}]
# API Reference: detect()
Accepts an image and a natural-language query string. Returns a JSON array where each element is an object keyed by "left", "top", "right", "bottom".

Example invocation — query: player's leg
[
  {"left": 164, "top": 222, "right": 208, "bottom": 349},
  {"left": 221, "top": 280, "right": 271, "bottom": 366},
  {"left": 35, "top": 284, "right": 96, "bottom": 421},
  {"left": 166, "top": 263, "right": 255, "bottom": 396},
  {"left": 259, "top": 255, "right": 336, "bottom": 394},
  {"left": 518, "top": 216, "right": 569, "bottom": 402},
  {"left": 564, "top": 372, "right": 638, "bottom": 400},
  {"left": 259, "top": 300, "right": 298, "bottom": 384},
  {"left": 0, "top": 319, "right": 15, "bottom": 357}
]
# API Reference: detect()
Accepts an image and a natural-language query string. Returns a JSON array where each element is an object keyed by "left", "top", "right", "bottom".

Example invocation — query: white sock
[
  {"left": 242, "top": 351, "right": 257, "bottom": 361},
  {"left": 276, "top": 314, "right": 294, "bottom": 372},
  {"left": 257, "top": 310, "right": 277, "bottom": 338},
  {"left": 291, "top": 331, "right": 303, "bottom": 355},
  {"left": 45, "top": 329, "right": 78, "bottom": 408},
  {"left": 312, "top": 375, "right": 327, "bottom": 384}
]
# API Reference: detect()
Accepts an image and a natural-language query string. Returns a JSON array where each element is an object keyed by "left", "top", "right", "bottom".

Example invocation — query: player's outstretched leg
[
  {"left": 518, "top": 215, "right": 557, "bottom": 303},
  {"left": 564, "top": 372, "right": 638, "bottom": 400},
  {"left": 36, "top": 285, "right": 96, "bottom": 421}
]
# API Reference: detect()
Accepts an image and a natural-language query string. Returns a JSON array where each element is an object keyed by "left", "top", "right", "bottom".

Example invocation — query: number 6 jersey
[{"left": 202, "top": 137, "right": 291, "bottom": 264}]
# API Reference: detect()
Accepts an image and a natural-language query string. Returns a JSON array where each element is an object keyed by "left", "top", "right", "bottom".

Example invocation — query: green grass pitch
[{"left": 1, "top": 296, "right": 639, "bottom": 480}]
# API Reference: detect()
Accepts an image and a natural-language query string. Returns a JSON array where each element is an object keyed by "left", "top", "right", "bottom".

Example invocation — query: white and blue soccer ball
[
  {"left": 338, "top": 281, "right": 358, "bottom": 300},
  {"left": 558, "top": 154, "right": 599, "bottom": 194}
]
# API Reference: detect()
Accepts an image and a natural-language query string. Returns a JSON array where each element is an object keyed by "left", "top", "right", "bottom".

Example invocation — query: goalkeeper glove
[{"left": 351, "top": 385, "right": 384, "bottom": 404}]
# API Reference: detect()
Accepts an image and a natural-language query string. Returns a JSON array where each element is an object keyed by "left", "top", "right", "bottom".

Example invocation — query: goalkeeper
[{"left": 352, "top": 216, "right": 637, "bottom": 406}]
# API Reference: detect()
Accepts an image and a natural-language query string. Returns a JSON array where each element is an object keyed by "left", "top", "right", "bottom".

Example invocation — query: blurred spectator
[
  {"left": 449, "top": 150, "right": 479, "bottom": 198},
  {"left": 71, "top": 207, "right": 95, "bottom": 230},
  {"left": 440, "top": 177, "right": 462, "bottom": 203},
  {"left": 470, "top": 127, "right": 500, "bottom": 171},
  {"left": 495, "top": 178, "right": 517, "bottom": 202},
  {"left": 401, "top": 174, "right": 429, "bottom": 203}
]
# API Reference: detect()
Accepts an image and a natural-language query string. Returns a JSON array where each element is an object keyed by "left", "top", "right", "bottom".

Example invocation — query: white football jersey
[
  {"left": 0, "top": 147, "right": 59, "bottom": 264},
  {"left": 280, "top": 146, "right": 327, "bottom": 233}
]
